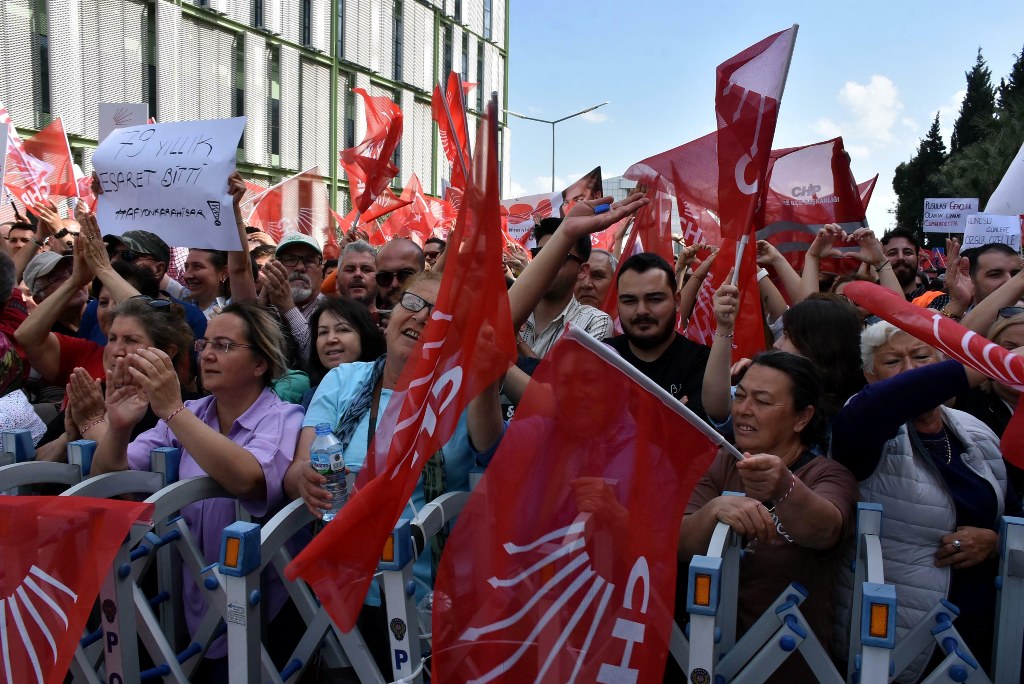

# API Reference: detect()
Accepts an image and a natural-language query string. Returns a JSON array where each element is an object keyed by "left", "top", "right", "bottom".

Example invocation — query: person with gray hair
[
  {"left": 830, "top": 320, "right": 1021, "bottom": 680},
  {"left": 335, "top": 239, "right": 381, "bottom": 313},
  {"left": 574, "top": 248, "right": 618, "bottom": 309}
]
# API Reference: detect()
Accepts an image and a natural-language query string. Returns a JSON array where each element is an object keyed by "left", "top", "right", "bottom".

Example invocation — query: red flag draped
[
  {"left": 432, "top": 72, "right": 473, "bottom": 190},
  {"left": 843, "top": 281, "right": 1024, "bottom": 468},
  {"left": 285, "top": 97, "right": 517, "bottom": 632},
  {"left": 715, "top": 27, "right": 796, "bottom": 242},
  {"left": 339, "top": 89, "right": 403, "bottom": 214},
  {"left": 0, "top": 496, "right": 152, "bottom": 684},
  {"left": 242, "top": 167, "right": 339, "bottom": 247},
  {"left": 756, "top": 137, "right": 868, "bottom": 275},
  {"left": 22, "top": 118, "right": 78, "bottom": 200},
  {"left": 432, "top": 327, "right": 720, "bottom": 682}
]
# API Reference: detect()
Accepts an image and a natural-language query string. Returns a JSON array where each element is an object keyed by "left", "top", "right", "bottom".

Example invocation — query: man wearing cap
[
  {"left": 260, "top": 232, "right": 325, "bottom": 362},
  {"left": 79, "top": 231, "right": 207, "bottom": 345},
  {"left": 104, "top": 230, "right": 185, "bottom": 300},
  {"left": 22, "top": 252, "right": 87, "bottom": 335}
]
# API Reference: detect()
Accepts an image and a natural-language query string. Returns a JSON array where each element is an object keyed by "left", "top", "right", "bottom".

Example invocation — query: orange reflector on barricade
[
  {"left": 224, "top": 537, "right": 241, "bottom": 568},
  {"left": 381, "top": 535, "right": 395, "bottom": 563},
  {"left": 869, "top": 603, "right": 889, "bottom": 638},
  {"left": 693, "top": 574, "right": 712, "bottom": 607}
]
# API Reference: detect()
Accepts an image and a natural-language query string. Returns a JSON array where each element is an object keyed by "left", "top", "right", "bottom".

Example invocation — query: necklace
[{"left": 920, "top": 429, "right": 952, "bottom": 465}]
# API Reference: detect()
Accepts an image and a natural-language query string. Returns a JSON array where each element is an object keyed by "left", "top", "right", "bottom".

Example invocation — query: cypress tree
[
  {"left": 893, "top": 113, "right": 948, "bottom": 236},
  {"left": 950, "top": 49, "right": 996, "bottom": 154}
]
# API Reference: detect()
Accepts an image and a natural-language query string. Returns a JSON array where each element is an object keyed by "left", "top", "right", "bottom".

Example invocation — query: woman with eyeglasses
[{"left": 91, "top": 301, "right": 303, "bottom": 680}]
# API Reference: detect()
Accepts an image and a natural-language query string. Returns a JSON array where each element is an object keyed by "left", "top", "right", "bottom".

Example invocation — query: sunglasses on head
[
  {"left": 129, "top": 295, "right": 172, "bottom": 311},
  {"left": 998, "top": 307, "right": 1024, "bottom": 319},
  {"left": 376, "top": 269, "right": 416, "bottom": 287}
]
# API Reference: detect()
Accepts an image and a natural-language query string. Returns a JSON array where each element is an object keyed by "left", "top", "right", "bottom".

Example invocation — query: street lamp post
[{"left": 504, "top": 102, "right": 609, "bottom": 193}]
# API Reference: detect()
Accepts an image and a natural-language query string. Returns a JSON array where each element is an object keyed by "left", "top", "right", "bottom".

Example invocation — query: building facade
[{"left": 0, "top": 0, "right": 510, "bottom": 211}]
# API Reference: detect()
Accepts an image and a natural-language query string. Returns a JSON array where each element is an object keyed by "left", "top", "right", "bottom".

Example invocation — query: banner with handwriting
[{"left": 92, "top": 117, "right": 246, "bottom": 249}]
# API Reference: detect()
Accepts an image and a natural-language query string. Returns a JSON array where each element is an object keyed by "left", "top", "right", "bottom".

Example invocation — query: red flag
[
  {"left": 285, "top": 97, "right": 517, "bottom": 631},
  {"left": 756, "top": 137, "right": 868, "bottom": 275},
  {"left": 359, "top": 186, "right": 411, "bottom": 224},
  {"left": 843, "top": 281, "right": 1024, "bottom": 467},
  {"left": 432, "top": 326, "right": 721, "bottom": 682},
  {"left": 22, "top": 119, "right": 78, "bottom": 200},
  {"left": 1, "top": 105, "right": 54, "bottom": 208},
  {"left": 339, "top": 89, "right": 402, "bottom": 214},
  {"left": 433, "top": 72, "right": 473, "bottom": 190},
  {"left": 243, "top": 167, "right": 338, "bottom": 247},
  {"left": 695, "top": 236, "right": 764, "bottom": 360},
  {"left": 379, "top": 174, "right": 452, "bottom": 246},
  {"left": 0, "top": 496, "right": 152, "bottom": 684},
  {"left": 858, "top": 175, "right": 878, "bottom": 209},
  {"left": 716, "top": 27, "right": 796, "bottom": 241}
]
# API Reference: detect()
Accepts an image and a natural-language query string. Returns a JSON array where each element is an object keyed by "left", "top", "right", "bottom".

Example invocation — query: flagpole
[{"left": 565, "top": 324, "right": 745, "bottom": 461}]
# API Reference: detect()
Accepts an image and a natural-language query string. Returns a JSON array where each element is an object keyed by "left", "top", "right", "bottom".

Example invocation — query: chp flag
[
  {"left": 433, "top": 325, "right": 724, "bottom": 683},
  {"left": 0, "top": 496, "right": 153, "bottom": 684},
  {"left": 843, "top": 281, "right": 1024, "bottom": 468},
  {"left": 285, "top": 94, "right": 517, "bottom": 632}
]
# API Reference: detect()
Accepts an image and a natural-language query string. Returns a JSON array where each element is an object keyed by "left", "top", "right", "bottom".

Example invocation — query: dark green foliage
[{"left": 950, "top": 49, "right": 996, "bottom": 154}]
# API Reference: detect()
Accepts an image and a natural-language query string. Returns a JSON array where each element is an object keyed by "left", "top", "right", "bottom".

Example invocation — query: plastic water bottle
[{"left": 310, "top": 423, "right": 347, "bottom": 522}]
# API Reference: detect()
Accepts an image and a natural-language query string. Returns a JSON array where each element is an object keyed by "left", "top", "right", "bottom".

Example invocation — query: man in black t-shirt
[{"left": 605, "top": 253, "right": 710, "bottom": 418}]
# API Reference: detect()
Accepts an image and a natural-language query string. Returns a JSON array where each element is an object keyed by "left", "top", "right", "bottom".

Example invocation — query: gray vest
[{"left": 832, "top": 407, "right": 1007, "bottom": 683}]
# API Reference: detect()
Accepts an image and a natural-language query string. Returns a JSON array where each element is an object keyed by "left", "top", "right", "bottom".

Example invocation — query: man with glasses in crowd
[
  {"left": 259, "top": 233, "right": 325, "bottom": 362},
  {"left": 520, "top": 217, "right": 612, "bottom": 358},
  {"left": 374, "top": 238, "right": 424, "bottom": 310}
]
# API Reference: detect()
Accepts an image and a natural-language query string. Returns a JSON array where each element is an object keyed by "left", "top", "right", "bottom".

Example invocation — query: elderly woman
[
  {"left": 680, "top": 351, "right": 858, "bottom": 682},
  {"left": 91, "top": 301, "right": 303, "bottom": 680},
  {"left": 831, "top": 321, "right": 1022, "bottom": 680}
]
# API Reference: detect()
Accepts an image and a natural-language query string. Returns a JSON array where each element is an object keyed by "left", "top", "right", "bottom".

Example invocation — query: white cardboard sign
[
  {"left": 962, "top": 213, "right": 1022, "bottom": 251},
  {"left": 923, "top": 197, "right": 978, "bottom": 233},
  {"left": 92, "top": 117, "right": 246, "bottom": 249},
  {"left": 98, "top": 103, "right": 150, "bottom": 143}
]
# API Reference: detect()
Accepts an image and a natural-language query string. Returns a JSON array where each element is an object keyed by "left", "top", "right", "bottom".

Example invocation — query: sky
[{"left": 504, "top": 0, "right": 1024, "bottom": 232}]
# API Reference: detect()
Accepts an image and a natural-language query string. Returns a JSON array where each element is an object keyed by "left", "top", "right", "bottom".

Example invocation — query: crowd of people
[{"left": 1, "top": 179, "right": 1022, "bottom": 682}]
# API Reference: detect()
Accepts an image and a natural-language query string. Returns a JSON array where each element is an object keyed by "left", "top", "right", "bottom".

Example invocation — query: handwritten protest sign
[
  {"left": 92, "top": 117, "right": 246, "bottom": 250},
  {"left": 963, "top": 213, "right": 1022, "bottom": 252},
  {"left": 923, "top": 197, "right": 978, "bottom": 233},
  {"left": 98, "top": 103, "right": 150, "bottom": 143}
]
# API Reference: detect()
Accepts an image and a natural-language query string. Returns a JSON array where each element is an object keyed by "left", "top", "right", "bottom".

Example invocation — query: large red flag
[
  {"left": 715, "top": 27, "right": 796, "bottom": 242},
  {"left": 22, "top": 119, "right": 78, "bottom": 200},
  {"left": 285, "top": 96, "right": 516, "bottom": 631},
  {"left": 378, "top": 174, "right": 454, "bottom": 246},
  {"left": 432, "top": 72, "right": 473, "bottom": 190},
  {"left": 339, "top": 88, "right": 402, "bottom": 214},
  {"left": 0, "top": 496, "right": 152, "bottom": 684},
  {"left": 1, "top": 105, "right": 54, "bottom": 208},
  {"left": 843, "top": 281, "right": 1024, "bottom": 468},
  {"left": 433, "top": 326, "right": 721, "bottom": 683},
  {"left": 243, "top": 167, "right": 338, "bottom": 247},
  {"left": 756, "top": 137, "right": 868, "bottom": 275}
]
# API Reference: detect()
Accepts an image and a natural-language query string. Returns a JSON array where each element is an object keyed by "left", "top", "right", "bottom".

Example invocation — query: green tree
[
  {"left": 997, "top": 45, "right": 1024, "bottom": 114},
  {"left": 950, "top": 49, "right": 996, "bottom": 154},
  {"left": 892, "top": 113, "right": 947, "bottom": 240}
]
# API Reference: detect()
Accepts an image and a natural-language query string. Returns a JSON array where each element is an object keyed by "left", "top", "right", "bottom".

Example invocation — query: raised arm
[
  {"left": 678, "top": 247, "right": 718, "bottom": 324},
  {"left": 756, "top": 240, "right": 802, "bottom": 303},
  {"left": 701, "top": 271, "right": 738, "bottom": 423},
  {"left": 227, "top": 173, "right": 257, "bottom": 304},
  {"left": 508, "top": 193, "right": 647, "bottom": 330},
  {"left": 75, "top": 209, "right": 140, "bottom": 303},
  {"left": 799, "top": 224, "right": 844, "bottom": 301}
]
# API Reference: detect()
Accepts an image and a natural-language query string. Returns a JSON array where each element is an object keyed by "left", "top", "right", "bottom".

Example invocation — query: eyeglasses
[
  {"left": 376, "top": 269, "right": 417, "bottom": 287},
  {"left": 998, "top": 307, "right": 1024, "bottom": 319},
  {"left": 129, "top": 295, "right": 171, "bottom": 310},
  {"left": 38, "top": 267, "right": 73, "bottom": 290},
  {"left": 529, "top": 246, "right": 584, "bottom": 266},
  {"left": 53, "top": 228, "right": 79, "bottom": 239},
  {"left": 194, "top": 338, "right": 255, "bottom": 354},
  {"left": 399, "top": 291, "right": 436, "bottom": 315},
  {"left": 107, "top": 246, "right": 139, "bottom": 261},
  {"left": 278, "top": 253, "right": 324, "bottom": 268}
]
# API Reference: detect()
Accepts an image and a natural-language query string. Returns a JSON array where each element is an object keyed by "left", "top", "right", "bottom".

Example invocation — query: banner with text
[
  {"left": 923, "top": 197, "right": 978, "bottom": 233},
  {"left": 92, "top": 117, "right": 246, "bottom": 249},
  {"left": 963, "top": 213, "right": 1022, "bottom": 251}
]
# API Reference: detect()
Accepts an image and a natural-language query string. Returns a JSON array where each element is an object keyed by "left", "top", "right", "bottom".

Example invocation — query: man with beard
[
  {"left": 375, "top": 238, "right": 424, "bottom": 309},
  {"left": 335, "top": 241, "right": 380, "bottom": 319},
  {"left": 605, "top": 252, "right": 710, "bottom": 418},
  {"left": 881, "top": 229, "right": 926, "bottom": 301},
  {"left": 261, "top": 233, "right": 325, "bottom": 363}
]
